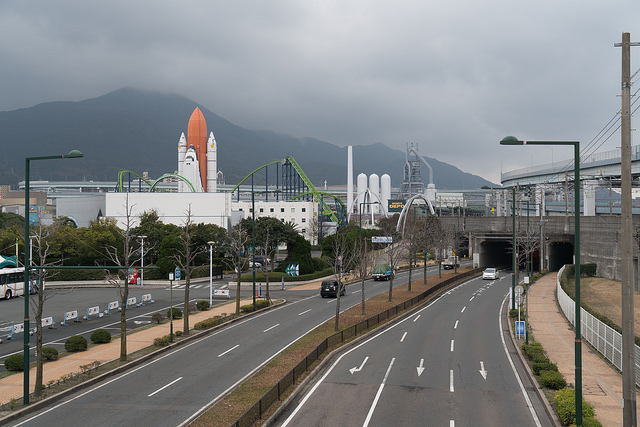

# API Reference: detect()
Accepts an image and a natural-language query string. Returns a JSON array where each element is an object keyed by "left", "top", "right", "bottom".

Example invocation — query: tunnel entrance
[
  {"left": 548, "top": 241, "right": 574, "bottom": 271},
  {"left": 478, "top": 240, "right": 512, "bottom": 268}
]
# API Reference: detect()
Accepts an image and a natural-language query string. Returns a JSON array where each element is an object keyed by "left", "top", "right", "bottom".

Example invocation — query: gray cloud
[{"left": 0, "top": 0, "right": 637, "bottom": 184}]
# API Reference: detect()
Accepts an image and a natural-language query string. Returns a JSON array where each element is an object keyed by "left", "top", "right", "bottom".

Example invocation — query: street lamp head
[
  {"left": 64, "top": 150, "right": 84, "bottom": 158},
  {"left": 207, "top": 241, "right": 214, "bottom": 246},
  {"left": 500, "top": 136, "right": 522, "bottom": 145}
]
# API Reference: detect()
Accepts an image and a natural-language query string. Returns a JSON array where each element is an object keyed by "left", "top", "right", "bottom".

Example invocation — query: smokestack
[{"left": 347, "top": 146, "right": 354, "bottom": 217}]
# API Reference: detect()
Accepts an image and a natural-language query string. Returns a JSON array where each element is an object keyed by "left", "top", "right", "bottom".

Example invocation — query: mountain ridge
[{"left": 0, "top": 88, "right": 496, "bottom": 190}]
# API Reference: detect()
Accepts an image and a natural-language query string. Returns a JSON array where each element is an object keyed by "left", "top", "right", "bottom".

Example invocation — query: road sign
[
  {"left": 174, "top": 267, "right": 181, "bottom": 280},
  {"left": 338, "top": 255, "right": 342, "bottom": 266},
  {"left": 372, "top": 236, "right": 393, "bottom": 243},
  {"left": 515, "top": 285, "right": 524, "bottom": 295},
  {"left": 516, "top": 321, "right": 526, "bottom": 337}
]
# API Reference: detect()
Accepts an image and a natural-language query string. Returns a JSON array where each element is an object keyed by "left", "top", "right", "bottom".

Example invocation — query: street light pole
[
  {"left": 208, "top": 241, "right": 214, "bottom": 307},
  {"left": 23, "top": 149, "right": 83, "bottom": 404},
  {"left": 501, "top": 136, "right": 582, "bottom": 425},
  {"left": 138, "top": 235, "right": 146, "bottom": 288}
]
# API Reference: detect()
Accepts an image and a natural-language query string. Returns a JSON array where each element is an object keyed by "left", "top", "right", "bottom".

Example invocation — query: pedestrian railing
[
  {"left": 231, "top": 268, "right": 481, "bottom": 427},
  {"left": 555, "top": 266, "right": 640, "bottom": 386}
]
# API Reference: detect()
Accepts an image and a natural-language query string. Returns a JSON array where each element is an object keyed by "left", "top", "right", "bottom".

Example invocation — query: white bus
[{"left": 0, "top": 267, "right": 26, "bottom": 299}]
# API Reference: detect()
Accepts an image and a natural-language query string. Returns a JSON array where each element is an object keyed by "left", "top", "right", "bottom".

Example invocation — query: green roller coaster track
[
  {"left": 117, "top": 170, "right": 196, "bottom": 193},
  {"left": 231, "top": 156, "right": 340, "bottom": 224}
]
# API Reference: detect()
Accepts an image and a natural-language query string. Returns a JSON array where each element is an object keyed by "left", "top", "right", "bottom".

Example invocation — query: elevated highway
[{"left": 439, "top": 215, "right": 640, "bottom": 286}]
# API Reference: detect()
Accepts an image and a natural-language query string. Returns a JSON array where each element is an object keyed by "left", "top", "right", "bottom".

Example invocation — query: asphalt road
[
  {"left": 274, "top": 275, "right": 553, "bottom": 427},
  {"left": 0, "top": 277, "right": 242, "bottom": 370},
  {"left": 4, "top": 267, "right": 440, "bottom": 426}
]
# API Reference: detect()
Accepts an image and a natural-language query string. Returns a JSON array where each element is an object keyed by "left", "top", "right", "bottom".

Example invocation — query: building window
[
  {"left": 281, "top": 208, "right": 285, "bottom": 213},
  {"left": 291, "top": 208, "right": 295, "bottom": 213},
  {"left": 260, "top": 208, "right": 264, "bottom": 213},
  {"left": 281, "top": 218, "right": 285, "bottom": 222},
  {"left": 270, "top": 208, "right": 274, "bottom": 213},
  {"left": 301, "top": 228, "right": 306, "bottom": 233},
  {"left": 302, "top": 207, "right": 306, "bottom": 212},
  {"left": 291, "top": 218, "right": 295, "bottom": 223},
  {"left": 249, "top": 208, "right": 253, "bottom": 213},
  {"left": 302, "top": 218, "right": 306, "bottom": 223},
  {"left": 239, "top": 208, "right": 243, "bottom": 212}
]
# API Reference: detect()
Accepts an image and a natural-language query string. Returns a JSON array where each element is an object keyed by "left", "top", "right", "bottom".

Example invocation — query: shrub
[
  {"left": 175, "top": 330, "right": 183, "bottom": 337},
  {"left": 154, "top": 335, "right": 171, "bottom": 346},
  {"left": 522, "top": 342, "right": 547, "bottom": 362},
  {"left": 532, "top": 361, "right": 558, "bottom": 376},
  {"left": 65, "top": 335, "right": 88, "bottom": 352},
  {"left": 240, "top": 300, "right": 271, "bottom": 313},
  {"left": 555, "top": 387, "right": 596, "bottom": 426},
  {"left": 41, "top": 347, "right": 59, "bottom": 361},
  {"left": 152, "top": 312, "right": 164, "bottom": 324},
  {"left": 196, "top": 300, "right": 210, "bottom": 311},
  {"left": 195, "top": 316, "right": 224, "bottom": 330},
  {"left": 540, "top": 370, "right": 566, "bottom": 390},
  {"left": 90, "top": 329, "right": 112, "bottom": 344},
  {"left": 188, "top": 302, "right": 197, "bottom": 313},
  {"left": 167, "top": 307, "right": 183, "bottom": 319},
  {"left": 4, "top": 353, "right": 24, "bottom": 371},
  {"left": 509, "top": 309, "right": 519, "bottom": 319}
]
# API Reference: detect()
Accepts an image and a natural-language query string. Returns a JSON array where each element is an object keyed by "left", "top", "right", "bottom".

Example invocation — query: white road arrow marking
[
  {"left": 349, "top": 356, "right": 369, "bottom": 374},
  {"left": 479, "top": 361, "right": 487, "bottom": 380},
  {"left": 416, "top": 358, "right": 425, "bottom": 377}
]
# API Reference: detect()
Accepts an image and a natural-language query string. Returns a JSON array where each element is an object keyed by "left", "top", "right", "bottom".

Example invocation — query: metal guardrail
[
  {"left": 230, "top": 268, "right": 481, "bottom": 427},
  {"left": 555, "top": 266, "right": 640, "bottom": 386}
]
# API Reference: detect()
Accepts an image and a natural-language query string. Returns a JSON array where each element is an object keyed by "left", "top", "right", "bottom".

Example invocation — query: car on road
[
  {"left": 320, "top": 280, "right": 345, "bottom": 298},
  {"left": 482, "top": 267, "right": 499, "bottom": 280},
  {"left": 248, "top": 260, "right": 262, "bottom": 268},
  {"left": 371, "top": 263, "right": 393, "bottom": 281}
]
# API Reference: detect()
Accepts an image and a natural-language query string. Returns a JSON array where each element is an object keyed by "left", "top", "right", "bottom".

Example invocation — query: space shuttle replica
[{"left": 177, "top": 107, "right": 218, "bottom": 193}]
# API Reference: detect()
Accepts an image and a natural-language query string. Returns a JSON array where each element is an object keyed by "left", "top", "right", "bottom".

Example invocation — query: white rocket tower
[
  {"left": 177, "top": 132, "right": 187, "bottom": 192},
  {"left": 207, "top": 131, "right": 217, "bottom": 193},
  {"left": 347, "top": 146, "right": 354, "bottom": 217}
]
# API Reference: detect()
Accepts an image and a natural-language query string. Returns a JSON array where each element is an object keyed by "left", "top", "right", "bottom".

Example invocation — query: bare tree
[
  {"left": 171, "top": 205, "right": 206, "bottom": 336},
  {"left": 328, "top": 231, "right": 358, "bottom": 331},
  {"left": 379, "top": 217, "right": 405, "bottom": 302},
  {"left": 101, "top": 197, "right": 137, "bottom": 362},
  {"left": 227, "top": 225, "right": 250, "bottom": 314},
  {"left": 29, "top": 223, "right": 68, "bottom": 396}
]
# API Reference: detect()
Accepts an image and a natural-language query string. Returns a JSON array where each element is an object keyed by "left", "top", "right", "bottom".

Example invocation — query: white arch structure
[
  {"left": 396, "top": 193, "right": 436, "bottom": 236},
  {"left": 348, "top": 189, "right": 388, "bottom": 224}
]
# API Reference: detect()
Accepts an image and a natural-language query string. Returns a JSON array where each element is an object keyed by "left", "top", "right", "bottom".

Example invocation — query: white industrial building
[{"left": 233, "top": 200, "right": 318, "bottom": 244}]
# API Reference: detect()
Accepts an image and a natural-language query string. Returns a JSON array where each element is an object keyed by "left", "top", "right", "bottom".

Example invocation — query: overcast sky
[{"left": 1, "top": 1, "right": 638, "bottom": 184}]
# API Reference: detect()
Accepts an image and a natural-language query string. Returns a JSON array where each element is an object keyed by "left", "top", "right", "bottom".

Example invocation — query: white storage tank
[
  {"left": 369, "top": 173, "right": 379, "bottom": 213},
  {"left": 357, "top": 173, "right": 368, "bottom": 214},
  {"left": 381, "top": 174, "right": 391, "bottom": 215}
]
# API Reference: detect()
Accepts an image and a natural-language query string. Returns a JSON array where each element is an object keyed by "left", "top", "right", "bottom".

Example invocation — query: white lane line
[
  {"left": 450, "top": 370, "right": 454, "bottom": 392},
  {"left": 450, "top": 421, "right": 455, "bottom": 427},
  {"left": 351, "top": 291, "right": 359, "bottom": 294},
  {"left": 499, "top": 294, "right": 543, "bottom": 427},
  {"left": 217, "top": 345, "right": 239, "bottom": 358},
  {"left": 461, "top": 306, "right": 466, "bottom": 313},
  {"left": 400, "top": 332, "right": 407, "bottom": 342},
  {"left": 363, "top": 358, "right": 395, "bottom": 427},
  {"left": 454, "top": 320, "right": 459, "bottom": 329},
  {"left": 298, "top": 309, "right": 311, "bottom": 316},
  {"left": 450, "top": 340, "right": 454, "bottom": 352},
  {"left": 263, "top": 324, "right": 279, "bottom": 333},
  {"left": 148, "top": 377, "right": 182, "bottom": 397},
  {"left": 469, "top": 296, "right": 474, "bottom": 301},
  {"left": 413, "top": 314, "right": 421, "bottom": 322},
  {"left": 326, "top": 299, "right": 337, "bottom": 304}
]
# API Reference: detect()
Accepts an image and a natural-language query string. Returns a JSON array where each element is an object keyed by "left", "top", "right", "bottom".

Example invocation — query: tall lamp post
[
  {"left": 208, "top": 241, "right": 214, "bottom": 307},
  {"left": 501, "top": 136, "right": 582, "bottom": 425},
  {"left": 23, "top": 149, "right": 83, "bottom": 404},
  {"left": 138, "top": 235, "right": 146, "bottom": 288}
]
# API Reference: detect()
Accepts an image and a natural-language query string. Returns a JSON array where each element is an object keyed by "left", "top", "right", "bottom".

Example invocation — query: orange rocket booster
[{"left": 187, "top": 107, "right": 208, "bottom": 192}]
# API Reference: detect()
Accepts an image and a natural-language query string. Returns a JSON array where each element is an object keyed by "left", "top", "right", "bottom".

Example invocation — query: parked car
[
  {"left": 248, "top": 260, "right": 262, "bottom": 268},
  {"left": 320, "top": 280, "right": 345, "bottom": 298},
  {"left": 482, "top": 267, "right": 499, "bottom": 280},
  {"left": 371, "top": 263, "right": 393, "bottom": 281}
]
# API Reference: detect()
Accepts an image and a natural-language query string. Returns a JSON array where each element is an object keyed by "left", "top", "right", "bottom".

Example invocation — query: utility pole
[{"left": 616, "top": 31, "right": 638, "bottom": 427}]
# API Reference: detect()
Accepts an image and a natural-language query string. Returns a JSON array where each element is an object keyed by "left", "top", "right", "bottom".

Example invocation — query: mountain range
[{"left": 0, "top": 88, "right": 495, "bottom": 190}]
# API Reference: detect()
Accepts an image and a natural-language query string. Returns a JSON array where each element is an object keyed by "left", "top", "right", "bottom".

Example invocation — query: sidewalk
[{"left": 528, "top": 273, "right": 640, "bottom": 426}]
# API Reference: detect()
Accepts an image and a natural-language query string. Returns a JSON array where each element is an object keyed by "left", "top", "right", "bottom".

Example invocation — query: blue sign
[
  {"left": 285, "top": 263, "right": 299, "bottom": 276},
  {"left": 174, "top": 267, "right": 181, "bottom": 280},
  {"left": 516, "top": 321, "right": 525, "bottom": 336}
]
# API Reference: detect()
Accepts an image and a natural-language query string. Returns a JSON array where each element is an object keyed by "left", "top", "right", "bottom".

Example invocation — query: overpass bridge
[{"left": 438, "top": 215, "right": 640, "bottom": 287}]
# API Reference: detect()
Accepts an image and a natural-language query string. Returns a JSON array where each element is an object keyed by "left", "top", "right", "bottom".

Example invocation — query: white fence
[{"left": 555, "top": 266, "right": 640, "bottom": 386}]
